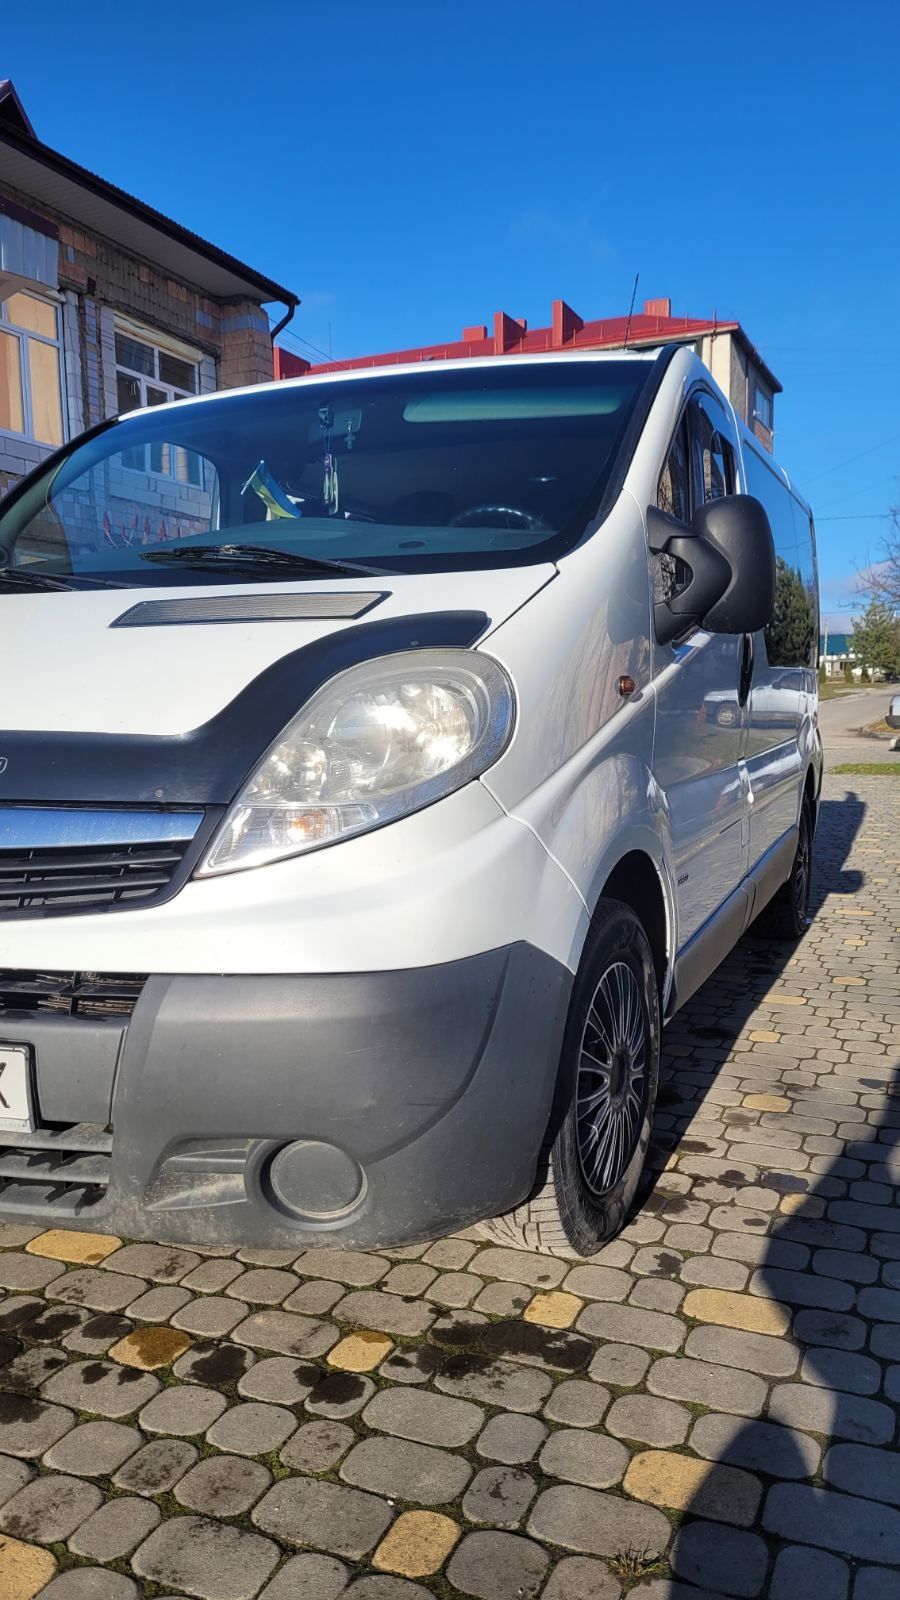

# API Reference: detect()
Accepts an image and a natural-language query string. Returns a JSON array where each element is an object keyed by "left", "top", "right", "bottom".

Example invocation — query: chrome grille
[
  {"left": 0, "top": 838, "right": 192, "bottom": 915},
  {"left": 0, "top": 970, "right": 146, "bottom": 1019},
  {"left": 0, "top": 840, "right": 190, "bottom": 912},
  {"left": 0, "top": 807, "right": 204, "bottom": 917}
]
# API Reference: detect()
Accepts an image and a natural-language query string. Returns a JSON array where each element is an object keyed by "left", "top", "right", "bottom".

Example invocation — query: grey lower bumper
[{"left": 0, "top": 945, "right": 572, "bottom": 1248}]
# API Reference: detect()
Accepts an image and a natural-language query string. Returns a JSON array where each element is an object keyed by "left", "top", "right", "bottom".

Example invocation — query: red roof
[{"left": 275, "top": 296, "right": 781, "bottom": 395}]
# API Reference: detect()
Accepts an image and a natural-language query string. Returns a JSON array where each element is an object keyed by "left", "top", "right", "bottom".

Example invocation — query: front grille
[
  {"left": 0, "top": 1123, "right": 112, "bottom": 1215},
  {"left": 0, "top": 970, "right": 146, "bottom": 1019},
  {"left": 0, "top": 838, "right": 191, "bottom": 914}
]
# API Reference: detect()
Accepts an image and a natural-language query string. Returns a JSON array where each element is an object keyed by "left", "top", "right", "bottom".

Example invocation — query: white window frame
[
  {"left": 114, "top": 321, "right": 202, "bottom": 485},
  {"left": 0, "top": 289, "right": 66, "bottom": 448},
  {"left": 752, "top": 381, "right": 773, "bottom": 432}
]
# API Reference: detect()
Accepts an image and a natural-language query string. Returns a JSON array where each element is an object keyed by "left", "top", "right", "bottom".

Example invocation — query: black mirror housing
[
  {"left": 647, "top": 495, "right": 775, "bottom": 646},
  {"left": 693, "top": 495, "right": 775, "bottom": 635}
]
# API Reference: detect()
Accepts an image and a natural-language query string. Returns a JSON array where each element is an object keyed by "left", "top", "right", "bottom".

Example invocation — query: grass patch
[
  {"left": 818, "top": 682, "right": 868, "bottom": 699},
  {"left": 831, "top": 762, "right": 900, "bottom": 775},
  {"left": 610, "top": 1544, "right": 668, "bottom": 1580}
]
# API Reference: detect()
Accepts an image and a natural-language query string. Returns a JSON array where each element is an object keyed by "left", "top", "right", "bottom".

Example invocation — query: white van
[{"left": 0, "top": 346, "right": 820, "bottom": 1256}]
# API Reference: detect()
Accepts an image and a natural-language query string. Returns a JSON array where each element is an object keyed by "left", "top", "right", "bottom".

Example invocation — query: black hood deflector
[{"left": 0, "top": 611, "right": 489, "bottom": 806}]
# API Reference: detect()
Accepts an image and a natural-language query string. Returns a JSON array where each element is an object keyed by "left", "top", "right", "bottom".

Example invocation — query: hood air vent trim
[{"left": 111, "top": 591, "right": 388, "bottom": 627}]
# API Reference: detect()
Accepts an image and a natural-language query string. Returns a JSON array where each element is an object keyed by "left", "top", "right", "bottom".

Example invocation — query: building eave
[
  {"left": 0, "top": 120, "right": 298, "bottom": 308},
  {"left": 0, "top": 79, "right": 36, "bottom": 139},
  {"left": 729, "top": 326, "right": 782, "bottom": 395}
]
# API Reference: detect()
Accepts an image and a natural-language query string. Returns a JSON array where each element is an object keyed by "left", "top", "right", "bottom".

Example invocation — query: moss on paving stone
[
  {"left": 259, "top": 1448, "right": 292, "bottom": 1481},
  {"left": 47, "top": 1540, "right": 143, "bottom": 1584}
]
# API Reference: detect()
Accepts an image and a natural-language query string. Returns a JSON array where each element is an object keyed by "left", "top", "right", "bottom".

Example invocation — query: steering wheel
[{"left": 449, "top": 505, "right": 540, "bottom": 531}]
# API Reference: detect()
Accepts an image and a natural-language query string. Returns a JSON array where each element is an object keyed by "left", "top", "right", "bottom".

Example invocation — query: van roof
[{"left": 117, "top": 345, "right": 666, "bottom": 426}]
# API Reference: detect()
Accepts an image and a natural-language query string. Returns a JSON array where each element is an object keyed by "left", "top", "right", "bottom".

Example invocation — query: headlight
[{"left": 196, "top": 648, "right": 515, "bottom": 875}]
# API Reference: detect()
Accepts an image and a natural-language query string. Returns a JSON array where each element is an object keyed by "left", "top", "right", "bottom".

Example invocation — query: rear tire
[
  {"left": 478, "top": 899, "right": 660, "bottom": 1258},
  {"left": 755, "top": 796, "right": 814, "bottom": 940}
]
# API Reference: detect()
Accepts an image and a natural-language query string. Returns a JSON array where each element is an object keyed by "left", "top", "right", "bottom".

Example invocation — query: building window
[
  {"left": 0, "top": 290, "right": 65, "bottom": 447},
  {"left": 115, "top": 327, "right": 202, "bottom": 485},
  {"left": 753, "top": 382, "right": 773, "bottom": 433}
]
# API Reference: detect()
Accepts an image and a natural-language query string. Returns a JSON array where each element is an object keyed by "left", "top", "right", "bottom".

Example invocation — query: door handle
[{"left": 739, "top": 633, "right": 754, "bottom": 707}]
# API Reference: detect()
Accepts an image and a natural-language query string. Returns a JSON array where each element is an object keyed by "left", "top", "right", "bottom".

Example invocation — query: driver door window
[
  {"left": 653, "top": 393, "right": 740, "bottom": 611},
  {"left": 657, "top": 417, "right": 691, "bottom": 523},
  {"left": 692, "top": 394, "right": 737, "bottom": 505},
  {"left": 655, "top": 416, "right": 692, "bottom": 603}
]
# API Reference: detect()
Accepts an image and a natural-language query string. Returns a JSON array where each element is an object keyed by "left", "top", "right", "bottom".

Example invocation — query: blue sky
[{"left": 4, "top": 0, "right": 899, "bottom": 623}]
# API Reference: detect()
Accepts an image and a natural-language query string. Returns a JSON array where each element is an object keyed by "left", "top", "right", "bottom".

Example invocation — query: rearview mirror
[{"left": 646, "top": 494, "right": 775, "bottom": 647}]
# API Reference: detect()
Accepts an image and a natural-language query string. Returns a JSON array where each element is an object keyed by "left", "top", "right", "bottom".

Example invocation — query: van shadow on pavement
[
  {"left": 629, "top": 789, "right": 900, "bottom": 1596},
  {"left": 642, "top": 793, "right": 866, "bottom": 1211}
]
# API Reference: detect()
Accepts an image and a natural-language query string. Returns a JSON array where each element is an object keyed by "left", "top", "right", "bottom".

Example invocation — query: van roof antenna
[{"left": 622, "top": 273, "right": 640, "bottom": 350}]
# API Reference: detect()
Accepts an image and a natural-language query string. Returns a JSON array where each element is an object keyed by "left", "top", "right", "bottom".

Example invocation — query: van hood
[{"left": 2, "top": 565, "right": 552, "bottom": 738}]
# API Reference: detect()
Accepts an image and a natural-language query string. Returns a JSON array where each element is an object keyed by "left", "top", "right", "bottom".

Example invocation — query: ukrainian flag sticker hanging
[{"left": 241, "top": 460, "right": 302, "bottom": 519}]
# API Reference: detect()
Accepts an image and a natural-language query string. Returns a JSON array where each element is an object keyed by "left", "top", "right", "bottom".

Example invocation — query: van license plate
[{"left": 0, "top": 1044, "right": 34, "bottom": 1132}]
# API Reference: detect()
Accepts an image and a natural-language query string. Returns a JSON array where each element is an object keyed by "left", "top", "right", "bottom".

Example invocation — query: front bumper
[{"left": 0, "top": 944, "right": 571, "bottom": 1248}]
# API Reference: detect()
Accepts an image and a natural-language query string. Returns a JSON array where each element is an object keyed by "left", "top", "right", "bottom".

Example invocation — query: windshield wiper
[
  {"left": 140, "top": 543, "right": 384, "bottom": 579},
  {"left": 0, "top": 566, "right": 74, "bottom": 592}
]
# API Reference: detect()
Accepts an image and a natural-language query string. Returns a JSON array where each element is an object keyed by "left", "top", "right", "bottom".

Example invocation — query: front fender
[{"left": 483, "top": 716, "right": 677, "bottom": 982}]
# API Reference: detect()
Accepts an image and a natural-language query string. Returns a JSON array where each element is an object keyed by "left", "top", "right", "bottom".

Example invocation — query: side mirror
[{"left": 647, "top": 494, "right": 775, "bottom": 647}]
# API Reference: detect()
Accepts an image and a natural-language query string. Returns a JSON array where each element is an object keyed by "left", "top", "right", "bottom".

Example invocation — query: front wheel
[{"left": 479, "top": 900, "right": 660, "bottom": 1257}]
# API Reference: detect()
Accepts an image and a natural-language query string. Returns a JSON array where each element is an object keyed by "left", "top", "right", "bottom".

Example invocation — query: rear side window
[{"left": 744, "top": 447, "right": 818, "bottom": 668}]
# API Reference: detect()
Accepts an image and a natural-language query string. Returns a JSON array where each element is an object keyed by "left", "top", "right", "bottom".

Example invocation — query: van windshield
[{"left": 0, "top": 360, "right": 651, "bottom": 587}]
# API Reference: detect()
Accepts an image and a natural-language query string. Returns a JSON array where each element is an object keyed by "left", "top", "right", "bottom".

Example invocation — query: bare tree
[{"left": 857, "top": 502, "right": 900, "bottom": 607}]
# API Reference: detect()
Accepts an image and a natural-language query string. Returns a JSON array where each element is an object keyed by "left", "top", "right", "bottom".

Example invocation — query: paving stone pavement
[{"left": 0, "top": 774, "right": 897, "bottom": 1598}]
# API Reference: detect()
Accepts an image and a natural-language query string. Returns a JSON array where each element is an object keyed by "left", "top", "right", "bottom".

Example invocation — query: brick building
[
  {"left": 276, "top": 295, "right": 781, "bottom": 450},
  {"left": 0, "top": 78, "right": 297, "bottom": 495}
]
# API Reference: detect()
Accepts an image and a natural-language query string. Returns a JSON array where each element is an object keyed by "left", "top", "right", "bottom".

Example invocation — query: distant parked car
[{"left": 887, "top": 694, "right": 900, "bottom": 729}]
